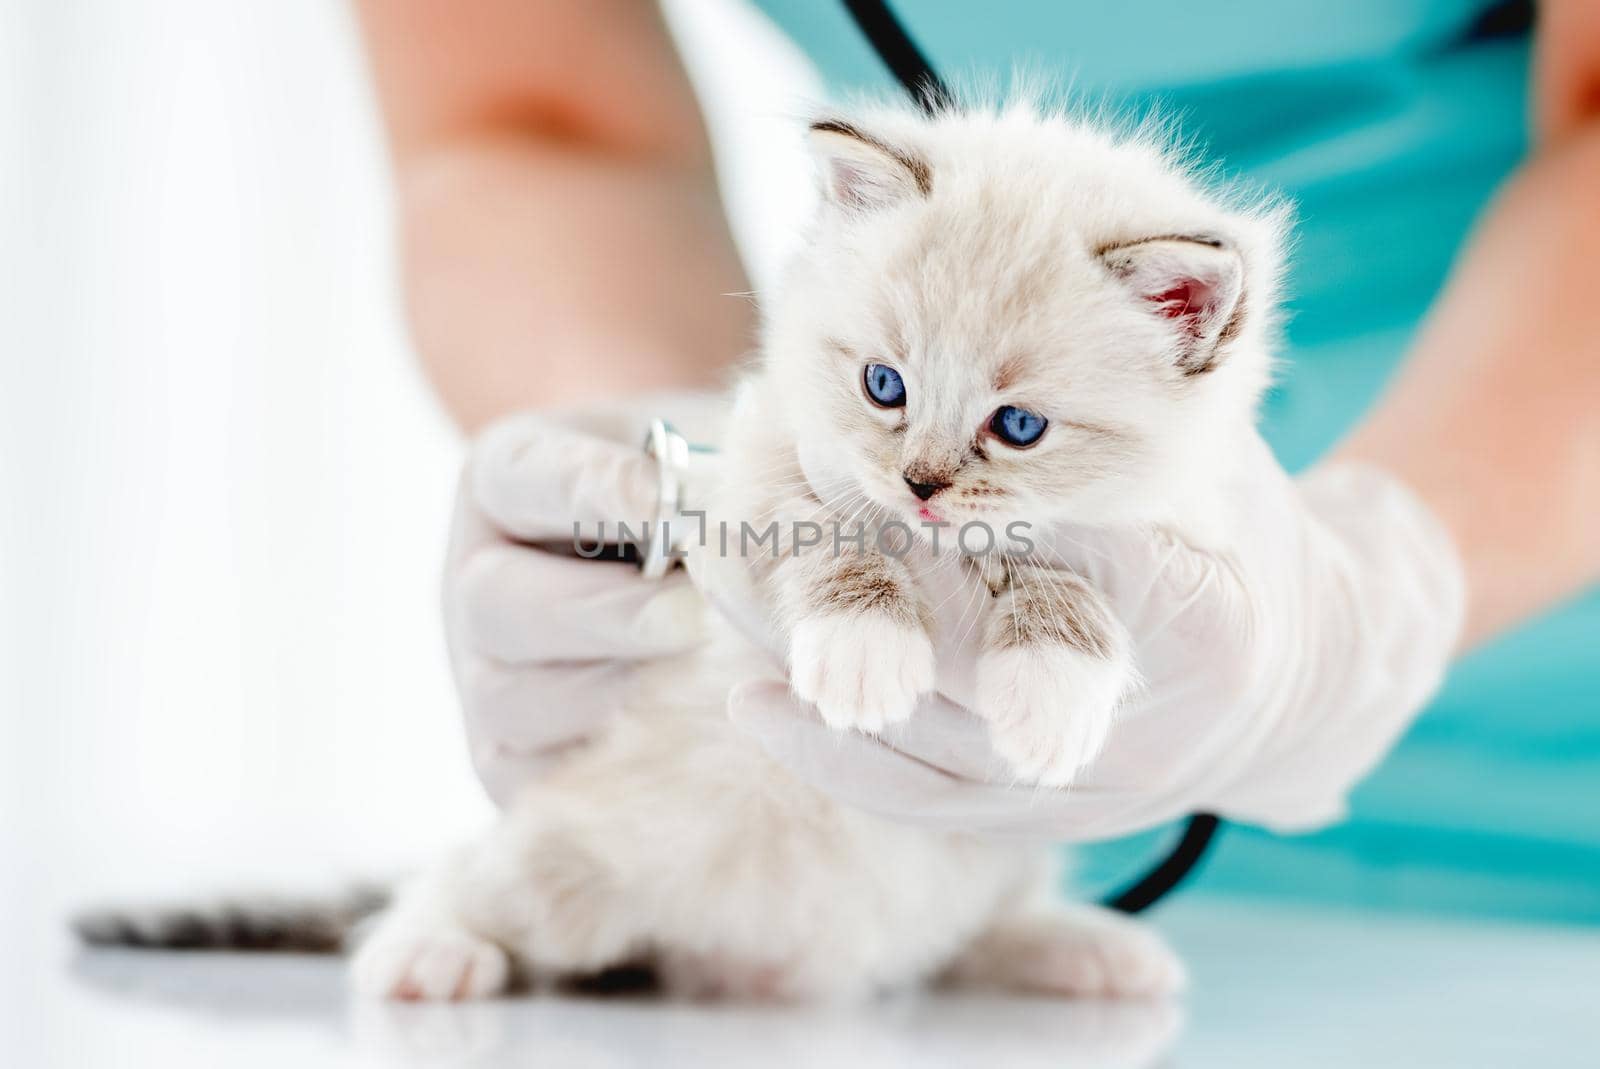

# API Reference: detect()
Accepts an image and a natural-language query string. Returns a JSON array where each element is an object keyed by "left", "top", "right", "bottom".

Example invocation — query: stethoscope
[{"left": 628, "top": 0, "right": 1225, "bottom": 915}]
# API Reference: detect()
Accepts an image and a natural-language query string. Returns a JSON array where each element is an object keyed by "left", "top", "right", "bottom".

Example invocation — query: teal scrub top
[{"left": 749, "top": 0, "right": 1599, "bottom": 924}]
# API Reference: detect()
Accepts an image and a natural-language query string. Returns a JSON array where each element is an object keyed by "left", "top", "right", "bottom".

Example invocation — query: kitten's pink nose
[{"left": 903, "top": 474, "right": 949, "bottom": 501}]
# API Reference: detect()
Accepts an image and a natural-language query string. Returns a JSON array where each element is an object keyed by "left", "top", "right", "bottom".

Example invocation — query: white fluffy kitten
[
  {"left": 81, "top": 101, "right": 1283, "bottom": 1003},
  {"left": 727, "top": 102, "right": 1282, "bottom": 788},
  {"left": 346, "top": 102, "right": 1280, "bottom": 1003}
]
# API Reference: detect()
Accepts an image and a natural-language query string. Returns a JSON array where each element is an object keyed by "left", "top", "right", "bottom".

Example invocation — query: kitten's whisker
[
  {"left": 926, "top": 557, "right": 979, "bottom": 615},
  {"left": 1012, "top": 560, "right": 1065, "bottom": 640},
  {"left": 1032, "top": 523, "right": 1118, "bottom": 569},
  {"left": 948, "top": 557, "right": 990, "bottom": 655},
  {"left": 736, "top": 460, "right": 809, "bottom": 482},
  {"left": 1006, "top": 560, "right": 1034, "bottom": 646}
]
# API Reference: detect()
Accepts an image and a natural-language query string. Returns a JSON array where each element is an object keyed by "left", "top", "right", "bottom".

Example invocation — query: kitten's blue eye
[
  {"left": 990, "top": 405, "right": 1048, "bottom": 447},
  {"left": 863, "top": 363, "right": 907, "bottom": 408}
]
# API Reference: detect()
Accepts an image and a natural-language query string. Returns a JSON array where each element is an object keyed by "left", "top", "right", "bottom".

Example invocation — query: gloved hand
[
  {"left": 721, "top": 432, "right": 1467, "bottom": 841},
  {"left": 444, "top": 395, "right": 722, "bottom": 805}
]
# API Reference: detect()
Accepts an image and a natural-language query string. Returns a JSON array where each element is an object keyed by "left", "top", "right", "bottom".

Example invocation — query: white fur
[
  {"left": 974, "top": 642, "right": 1135, "bottom": 788},
  {"left": 789, "top": 611, "right": 937, "bottom": 733},
  {"left": 355, "top": 650, "right": 1058, "bottom": 1001},
  {"left": 355, "top": 101, "right": 1279, "bottom": 1003}
]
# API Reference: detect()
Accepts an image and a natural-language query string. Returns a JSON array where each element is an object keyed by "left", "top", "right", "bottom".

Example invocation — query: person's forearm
[
  {"left": 1536, "top": 0, "right": 1600, "bottom": 144},
  {"left": 353, "top": 0, "right": 754, "bottom": 432},
  {"left": 1334, "top": 123, "right": 1600, "bottom": 648},
  {"left": 396, "top": 134, "right": 753, "bottom": 430}
]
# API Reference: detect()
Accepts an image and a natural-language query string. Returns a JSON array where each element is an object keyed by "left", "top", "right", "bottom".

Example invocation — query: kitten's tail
[{"left": 70, "top": 884, "right": 389, "bottom": 953}]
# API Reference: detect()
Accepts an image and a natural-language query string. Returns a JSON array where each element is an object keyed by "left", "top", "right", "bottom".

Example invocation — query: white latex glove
[
  {"left": 721, "top": 432, "right": 1467, "bottom": 841},
  {"left": 445, "top": 396, "right": 719, "bottom": 805}
]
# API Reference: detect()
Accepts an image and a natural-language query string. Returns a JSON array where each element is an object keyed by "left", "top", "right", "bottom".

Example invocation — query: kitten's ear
[
  {"left": 807, "top": 119, "right": 930, "bottom": 213},
  {"left": 1099, "top": 237, "right": 1244, "bottom": 375}
]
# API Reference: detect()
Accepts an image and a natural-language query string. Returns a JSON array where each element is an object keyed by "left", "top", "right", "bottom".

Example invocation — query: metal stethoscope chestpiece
[
  {"left": 639, "top": 419, "right": 690, "bottom": 579},
  {"left": 639, "top": 418, "right": 720, "bottom": 580}
]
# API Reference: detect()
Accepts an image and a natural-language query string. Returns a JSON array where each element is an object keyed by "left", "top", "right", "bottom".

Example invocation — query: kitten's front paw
[
  {"left": 789, "top": 612, "right": 936, "bottom": 733},
  {"left": 975, "top": 645, "right": 1131, "bottom": 787},
  {"left": 351, "top": 921, "right": 511, "bottom": 1001}
]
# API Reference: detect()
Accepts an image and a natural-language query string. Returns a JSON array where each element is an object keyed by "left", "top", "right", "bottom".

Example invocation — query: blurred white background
[{"left": 0, "top": 0, "right": 819, "bottom": 912}]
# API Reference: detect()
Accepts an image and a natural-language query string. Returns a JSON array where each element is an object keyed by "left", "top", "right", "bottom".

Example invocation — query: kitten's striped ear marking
[
  {"left": 1099, "top": 236, "right": 1244, "bottom": 375},
  {"left": 807, "top": 119, "right": 931, "bottom": 213}
]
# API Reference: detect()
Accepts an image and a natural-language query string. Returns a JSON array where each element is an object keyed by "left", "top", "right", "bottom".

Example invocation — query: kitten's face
[{"left": 767, "top": 111, "right": 1276, "bottom": 539}]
